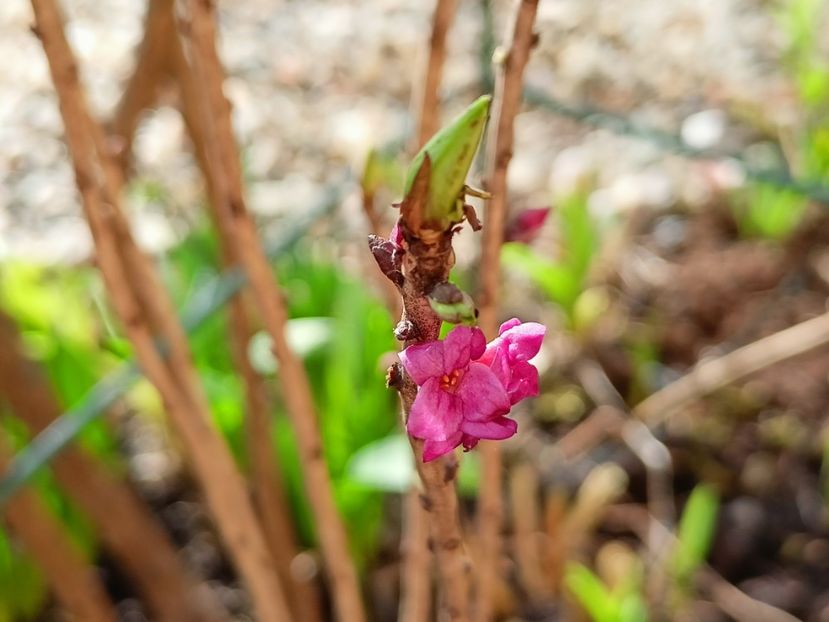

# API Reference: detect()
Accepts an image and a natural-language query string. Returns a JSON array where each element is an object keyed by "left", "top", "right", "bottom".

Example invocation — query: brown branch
[
  {"left": 174, "top": 2, "right": 364, "bottom": 620},
  {"left": 399, "top": 487, "right": 433, "bottom": 622},
  {"left": 0, "top": 311, "right": 228, "bottom": 622},
  {"left": 633, "top": 310, "right": 829, "bottom": 424},
  {"left": 395, "top": 160, "right": 471, "bottom": 620},
  {"left": 0, "top": 441, "right": 117, "bottom": 622},
  {"left": 108, "top": 0, "right": 175, "bottom": 172},
  {"left": 509, "top": 462, "right": 548, "bottom": 600},
  {"left": 415, "top": 0, "right": 459, "bottom": 149},
  {"left": 167, "top": 22, "right": 322, "bottom": 620},
  {"left": 476, "top": 2, "right": 539, "bottom": 619},
  {"left": 28, "top": 2, "right": 293, "bottom": 620}
]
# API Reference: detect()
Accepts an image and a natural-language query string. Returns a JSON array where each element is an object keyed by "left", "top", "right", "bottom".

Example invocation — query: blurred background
[{"left": 1, "top": 0, "right": 829, "bottom": 620}]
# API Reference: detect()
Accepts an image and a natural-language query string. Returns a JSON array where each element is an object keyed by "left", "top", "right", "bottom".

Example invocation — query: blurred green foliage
[
  {"left": 0, "top": 221, "right": 401, "bottom": 617},
  {"left": 501, "top": 192, "right": 600, "bottom": 329},
  {"left": 565, "top": 561, "right": 648, "bottom": 622},
  {"left": 732, "top": 0, "right": 829, "bottom": 239}
]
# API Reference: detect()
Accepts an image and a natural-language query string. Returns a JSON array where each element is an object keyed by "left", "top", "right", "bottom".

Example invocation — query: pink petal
[
  {"left": 461, "top": 416, "right": 518, "bottom": 440},
  {"left": 407, "top": 378, "right": 463, "bottom": 441},
  {"left": 457, "top": 362, "right": 510, "bottom": 422},
  {"left": 498, "top": 318, "right": 522, "bottom": 335},
  {"left": 502, "top": 321, "right": 545, "bottom": 362},
  {"left": 390, "top": 222, "right": 403, "bottom": 247},
  {"left": 422, "top": 432, "right": 463, "bottom": 462},
  {"left": 505, "top": 207, "right": 550, "bottom": 243},
  {"left": 399, "top": 340, "right": 445, "bottom": 386},
  {"left": 506, "top": 360, "right": 539, "bottom": 405},
  {"left": 443, "top": 325, "right": 486, "bottom": 372},
  {"left": 461, "top": 434, "right": 479, "bottom": 451}
]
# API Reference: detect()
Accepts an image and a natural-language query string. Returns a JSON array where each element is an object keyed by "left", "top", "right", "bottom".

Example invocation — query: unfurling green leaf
[
  {"left": 427, "top": 282, "right": 478, "bottom": 325},
  {"left": 403, "top": 95, "right": 492, "bottom": 229}
]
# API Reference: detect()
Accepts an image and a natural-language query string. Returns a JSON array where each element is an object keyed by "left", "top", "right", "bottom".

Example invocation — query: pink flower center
[{"left": 439, "top": 368, "right": 463, "bottom": 394}]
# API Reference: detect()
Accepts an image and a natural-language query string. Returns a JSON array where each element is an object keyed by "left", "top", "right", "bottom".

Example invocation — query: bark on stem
[
  {"left": 168, "top": 20, "right": 322, "bottom": 620},
  {"left": 0, "top": 312, "right": 227, "bottom": 622},
  {"left": 415, "top": 0, "right": 459, "bottom": 150},
  {"left": 0, "top": 442, "right": 117, "bottom": 622},
  {"left": 394, "top": 166, "right": 471, "bottom": 620},
  {"left": 109, "top": 0, "right": 175, "bottom": 172},
  {"left": 29, "top": 2, "right": 292, "bottom": 620},
  {"left": 176, "top": 2, "right": 365, "bottom": 620},
  {"left": 476, "top": 2, "right": 539, "bottom": 620}
]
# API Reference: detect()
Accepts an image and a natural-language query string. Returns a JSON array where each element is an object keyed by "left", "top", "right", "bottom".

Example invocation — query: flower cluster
[{"left": 399, "top": 319, "right": 545, "bottom": 462}]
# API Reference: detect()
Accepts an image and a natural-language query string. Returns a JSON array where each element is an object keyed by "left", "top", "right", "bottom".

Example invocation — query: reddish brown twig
[
  {"left": 0, "top": 312, "right": 228, "bottom": 622},
  {"left": 399, "top": 487, "right": 433, "bottom": 622},
  {"left": 389, "top": 160, "right": 471, "bottom": 621},
  {"left": 476, "top": 2, "right": 539, "bottom": 619},
  {"left": 29, "top": 2, "right": 292, "bottom": 620},
  {"left": 167, "top": 19, "right": 322, "bottom": 619},
  {"left": 414, "top": 0, "right": 459, "bottom": 150},
  {"left": 0, "top": 441, "right": 117, "bottom": 622},
  {"left": 109, "top": 0, "right": 175, "bottom": 172},
  {"left": 175, "top": 2, "right": 364, "bottom": 620}
]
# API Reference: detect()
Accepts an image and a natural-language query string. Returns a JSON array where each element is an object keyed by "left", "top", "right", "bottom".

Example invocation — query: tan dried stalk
[
  {"left": 0, "top": 441, "right": 117, "bottom": 622},
  {"left": 509, "top": 462, "right": 548, "bottom": 600},
  {"left": 109, "top": 0, "right": 175, "bottom": 171},
  {"left": 399, "top": 488, "right": 432, "bottom": 622},
  {"left": 0, "top": 312, "right": 228, "bottom": 622},
  {"left": 175, "top": 2, "right": 365, "bottom": 620},
  {"left": 168, "top": 22, "right": 322, "bottom": 619},
  {"left": 29, "top": 1, "right": 292, "bottom": 619},
  {"left": 476, "top": 1, "right": 539, "bottom": 620},
  {"left": 415, "top": 0, "right": 459, "bottom": 149}
]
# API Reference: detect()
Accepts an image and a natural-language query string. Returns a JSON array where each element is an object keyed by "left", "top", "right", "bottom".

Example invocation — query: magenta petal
[
  {"left": 390, "top": 222, "right": 403, "bottom": 247},
  {"left": 399, "top": 340, "right": 445, "bottom": 386},
  {"left": 407, "top": 378, "right": 462, "bottom": 441},
  {"left": 457, "top": 362, "right": 510, "bottom": 422},
  {"left": 461, "top": 416, "right": 518, "bottom": 440},
  {"left": 503, "top": 322, "right": 546, "bottom": 362},
  {"left": 461, "top": 434, "right": 479, "bottom": 451},
  {"left": 498, "top": 318, "right": 522, "bottom": 335},
  {"left": 422, "top": 432, "right": 462, "bottom": 462},
  {"left": 506, "top": 360, "right": 539, "bottom": 404},
  {"left": 443, "top": 325, "right": 486, "bottom": 372}
]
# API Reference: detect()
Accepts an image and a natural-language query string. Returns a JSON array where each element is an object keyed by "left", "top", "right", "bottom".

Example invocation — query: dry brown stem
[
  {"left": 509, "top": 462, "right": 548, "bottom": 600},
  {"left": 399, "top": 487, "right": 433, "bottom": 622},
  {"left": 606, "top": 504, "right": 800, "bottom": 622},
  {"left": 0, "top": 441, "right": 117, "bottom": 622},
  {"left": 166, "top": 18, "right": 322, "bottom": 618},
  {"left": 634, "top": 309, "right": 829, "bottom": 424},
  {"left": 0, "top": 312, "right": 227, "bottom": 622},
  {"left": 476, "top": 1, "right": 539, "bottom": 619},
  {"left": 415, "top": 0, "right": 459, "bottom": 149},
  {"left": 175, "top": 2, "right": 364, "bottom": 619},
  {"left": 29, "top": 1, "right": 292, "bottom": 619},
  {"left": 109, "top": 0, "right": 175, "bottom": 171}
]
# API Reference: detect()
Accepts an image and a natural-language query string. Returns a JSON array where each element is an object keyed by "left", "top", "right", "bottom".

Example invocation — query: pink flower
[
  {"left": 505, "top": 207, "right": 550, "bottom": 243},
  {"left": 477, "top": 318, "right": 546, "bottom": 405},
  {"left": 400, "top": 326, "right": 513, "bottom": 462}
]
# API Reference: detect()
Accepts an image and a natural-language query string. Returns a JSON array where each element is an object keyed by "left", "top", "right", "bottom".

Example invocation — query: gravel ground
[{"left": 0, "top": 0, "right": 793, "bottom": 264}]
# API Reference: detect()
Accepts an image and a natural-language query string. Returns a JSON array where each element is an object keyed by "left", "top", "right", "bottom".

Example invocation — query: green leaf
[
  {"left": 347, "top": 434, "right": 415, "bottom": 493},
  {"left": 565, "top": 563, "right": 617, "bottom": 622},
  {"left": 247, "top": 317, "right": 334, "bottom": 375},
  {"left": 404, "top": 95, "right": 491, "bottom": 228},
  {"left": 672, "top": 484, "right": 720, "bottom": 586}
]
